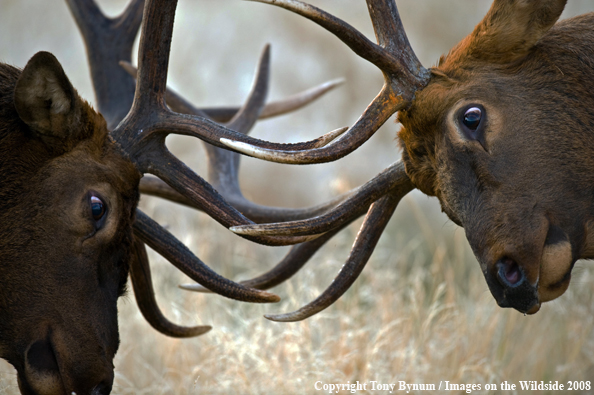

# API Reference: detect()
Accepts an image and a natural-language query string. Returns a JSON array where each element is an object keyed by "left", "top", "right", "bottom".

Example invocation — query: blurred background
[{"left": 1, "top": 1, "right": 594, "bottom": 393}]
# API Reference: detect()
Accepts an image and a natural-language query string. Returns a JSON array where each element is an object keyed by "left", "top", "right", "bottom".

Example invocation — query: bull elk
[
  {"left": 219, "top": 0, "right": 594, "bottom": 320},
  {"left": 0, "top": 0, "right": 349, "bottom": 393}
]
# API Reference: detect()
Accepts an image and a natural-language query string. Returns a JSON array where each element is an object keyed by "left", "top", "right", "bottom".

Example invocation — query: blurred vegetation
[{"left": 1, "top": 1, "right": 594, "bottom": 394}]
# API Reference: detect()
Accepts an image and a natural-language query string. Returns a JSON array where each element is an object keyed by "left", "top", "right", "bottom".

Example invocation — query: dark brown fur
[
  {"left": 398, "top": 1, "right": 594, "bottom": 313},
  {"left": 0, "top": 55, "right": 140, "bottom": 394}
]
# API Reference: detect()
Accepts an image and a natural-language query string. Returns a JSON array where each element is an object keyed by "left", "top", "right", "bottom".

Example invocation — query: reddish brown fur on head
[
  {"left": 0, "top": 52, "right": 140, "bottom": 394},
  {"left": 398, "top": 0, "right": 594, "bottom": 313}
]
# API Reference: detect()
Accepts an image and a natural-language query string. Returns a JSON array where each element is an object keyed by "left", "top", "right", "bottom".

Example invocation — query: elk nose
[{"left": 490, "top": 257, "right": 539, "bottom": 313}]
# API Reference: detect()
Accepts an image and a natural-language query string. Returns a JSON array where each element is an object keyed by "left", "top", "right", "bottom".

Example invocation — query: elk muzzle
[
  {"left": 480, "top": 221, "right": 573, "bottom": 314},
  {"left": 18, "top": 330, "right": 114, "bottom": 395}
]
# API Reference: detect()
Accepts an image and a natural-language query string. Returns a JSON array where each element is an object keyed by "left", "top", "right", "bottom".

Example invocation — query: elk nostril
[
  {"left": 497, "top": 258, "right": 524, "bottom": 287},
  {"left": 26, "top": 339, "right": 59, "bottom": 374}
]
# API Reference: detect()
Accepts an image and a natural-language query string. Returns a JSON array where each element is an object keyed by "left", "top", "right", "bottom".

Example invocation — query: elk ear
[
  {"left": 460, "top": 0, "right": 566, "bottom": 64},
  {"left": 14, "top": 51, "right": 85, "bottom": 149}
]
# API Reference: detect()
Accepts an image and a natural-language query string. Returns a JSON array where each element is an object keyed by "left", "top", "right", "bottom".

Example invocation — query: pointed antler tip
[
  {"left": 196, "top": 326, "right": 213, "bottom": 335},
  {"left": 229, "top": 225, "right": 251, "bottom": 235},
  {"left": 263, "top": 313, "right": 298, "bottom": 322},
  {"left": 265, "top": 293, "right": 282, "bottom": 303}
]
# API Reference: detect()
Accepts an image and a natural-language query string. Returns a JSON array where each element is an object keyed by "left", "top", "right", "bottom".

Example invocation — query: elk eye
[
  {"left": 457, "top": 104, "right": 487, "bottom": 150},
  {"left": 463, "top": 107, "right": 482, "bottom": 130},
  {"left": 90, "top": 195, "right": 106, "bottom": 222}
]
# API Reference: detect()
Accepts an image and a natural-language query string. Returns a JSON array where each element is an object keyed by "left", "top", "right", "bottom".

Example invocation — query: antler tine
[
  {"left": 129, "top": 237, "right": 212, "bottom": 337},
  {"left": 204, "top": 44, "right": 271, "bottom": 197},
  {"left": 66, "top": 0, "right": 144, "bottom": 130},
  {"left": 133, "top": 210, "right": 281, "bottom": 303},
  {"left": 181, "top": 226, "right": 344, "bottom": 293},
  {"left": 218, "top": 0, "right": 431, "bottom": 164},
  {"left": 257, "top": 79, "right": 344, "bottom": 120},
  {"left": 119, "top": 61, "right": 343, "bottom": 123},
  {"left": 224, "top": 44, "right": 270, "bottom": 134},
  {"left": 230, "top": 161, "right": 410, "bottom": 236},
  {"left": 365, "top": 0, "right": 426, "bottom": 80},
  {"left": 221, "top": 85, "right": 399, "bottom": 164},
  {"left": 265, "top": 188, "right": 403, "bottom": 322}
]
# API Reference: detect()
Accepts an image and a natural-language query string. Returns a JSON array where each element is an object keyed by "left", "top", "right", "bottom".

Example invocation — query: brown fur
[
  {"left": 398, "top": 1, "right": 594, "bottom": 313},
  {"left": 0, "top": 53, "right": 140, "bottom": 393}
]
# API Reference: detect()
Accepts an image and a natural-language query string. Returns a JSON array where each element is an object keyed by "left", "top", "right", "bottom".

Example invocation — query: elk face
[
  {"left": 0, "top": 52, "right": 140, "bottom": 394},
  {"left": 398, "top": 1, "right": 594, "bottom": 313}
]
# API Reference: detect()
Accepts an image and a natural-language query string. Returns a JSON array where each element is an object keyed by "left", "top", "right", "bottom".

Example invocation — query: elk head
[
  {"left": 0, "top": 52, "right": 139, "bottom": 394},
  {"left": 221, "top": 0, "right": 593, "bottom": 319},
  {"left": 397, "top": 0, "right": 594, "bottom": 314}
]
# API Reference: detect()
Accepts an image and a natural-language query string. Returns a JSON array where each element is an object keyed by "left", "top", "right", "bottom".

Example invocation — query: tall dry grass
[{"left": 1, "top": 1, "right": 594, "bottom": 394}]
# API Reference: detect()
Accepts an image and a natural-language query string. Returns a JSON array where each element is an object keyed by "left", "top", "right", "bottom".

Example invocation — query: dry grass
[
  {"left": 113, "top": 197, "right": 594, "bottom": 394},
  {"left": 2, "top": 0, "right": 594, "bottom": 393}
]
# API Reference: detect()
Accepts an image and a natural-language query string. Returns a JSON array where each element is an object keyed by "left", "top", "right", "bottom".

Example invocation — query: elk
[
  {"left": 0, "top": 0, "right": 349, "bottom": 393},
  {"left": 215, "top": 0, "right": 594, "bottom": 320}
]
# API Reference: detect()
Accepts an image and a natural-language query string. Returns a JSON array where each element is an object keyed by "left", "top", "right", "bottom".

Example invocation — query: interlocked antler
[
  {"left": 220, "top": 0, "right": 430, "bottom": 164},
  {"left": 212, "top": 0, "right": 426, "bottom": 321},
  {"left": 123, "top": 48, "right": 347, "bottom": 224}
]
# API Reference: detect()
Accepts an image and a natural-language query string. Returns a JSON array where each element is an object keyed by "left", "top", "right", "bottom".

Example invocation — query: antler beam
[{"left": 220, "top": 0, "right": 430, "bottom": 164}]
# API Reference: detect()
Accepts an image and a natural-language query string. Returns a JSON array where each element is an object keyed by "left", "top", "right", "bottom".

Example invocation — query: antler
[
  {"left": 128, "top": 46, "right": 348, "bottom": 224},
  {"left": 266, "top": 185, "right": 409, "bottom": 321},
  {"left": 66, "top": 0, "right": 327, "bottom": 327},
  {"left": 65, "top": 0, "right": 144, "bottom": 130},
  {"left": 129, "top": 237, "right": 212, "bottom": 337},
  {"left": 220, "top": 0, "right": 430, "bottom": 164},
  {"left": 194, "top": 0, "right": 426, "bottom": 319}
]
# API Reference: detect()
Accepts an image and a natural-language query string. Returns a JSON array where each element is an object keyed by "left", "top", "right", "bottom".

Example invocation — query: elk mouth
[{"left": 485, "top": 224, "right": 574, "bottom": 314}]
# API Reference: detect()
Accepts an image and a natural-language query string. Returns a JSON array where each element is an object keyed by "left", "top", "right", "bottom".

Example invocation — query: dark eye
[
  {"left": 463, "top": 107, "right": 482, "bottom": 130},
  {"left": 458, "top": 104, "right": 487, "bottom": 150},
  {"left": 90, "top": 195, "right": 106, "bottom": 222}
]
